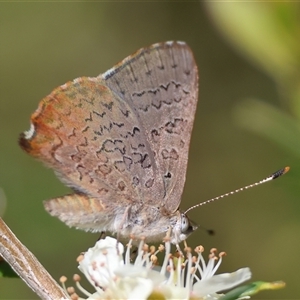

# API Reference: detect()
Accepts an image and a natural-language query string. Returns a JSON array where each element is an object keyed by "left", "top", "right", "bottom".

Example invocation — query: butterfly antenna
[{"left": 184, "top": 166, "right": 290, "bottom": 214}]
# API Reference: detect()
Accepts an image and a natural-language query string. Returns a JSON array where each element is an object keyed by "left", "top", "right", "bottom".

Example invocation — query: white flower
[
  {"left": 78, "top": 236, "right": 124, "bottom": 289},
  {"left": 61, "top": 237, "right": 252, "bottom": 300}
]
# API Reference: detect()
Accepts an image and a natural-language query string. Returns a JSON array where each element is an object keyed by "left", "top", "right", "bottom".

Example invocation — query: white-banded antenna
[{"left": 185, "top": 166, "right": 290, "bottom": 214}]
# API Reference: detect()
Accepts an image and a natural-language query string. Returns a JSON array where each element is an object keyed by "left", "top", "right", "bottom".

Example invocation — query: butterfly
[{"left": 19, "top": 41, "right": 199, "bottom": 249}]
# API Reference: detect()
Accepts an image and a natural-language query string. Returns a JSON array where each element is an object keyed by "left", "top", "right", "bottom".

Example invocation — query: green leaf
[{"left": 220, "top": 280, "right": 285, "bottom": 300}]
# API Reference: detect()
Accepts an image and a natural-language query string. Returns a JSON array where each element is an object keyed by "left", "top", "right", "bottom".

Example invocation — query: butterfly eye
[{"left": 180, "top": 213, "right": 192, "bottom": 233}]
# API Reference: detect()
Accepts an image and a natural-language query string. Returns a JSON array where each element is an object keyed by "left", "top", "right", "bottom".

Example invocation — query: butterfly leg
[
  {"left": 97, "top": 231, "right": 106, "bottom": 240},
  {"left": 115, "top": 206, "right": 131, "bottom": 254},
  {"left": 165, "top": 226, "right": 183, "bottom": 256}
]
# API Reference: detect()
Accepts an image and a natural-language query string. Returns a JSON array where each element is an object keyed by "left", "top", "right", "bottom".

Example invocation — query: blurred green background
[{"left": 0, "top": 2, "right": 299, "bottom": 299}]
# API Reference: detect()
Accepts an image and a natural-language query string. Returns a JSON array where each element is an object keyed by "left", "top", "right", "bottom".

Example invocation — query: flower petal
[
  {"left": 158, "top": 285, "right": 189, "bottom": 300},
  {"left": 115, "top": 264, "right": 166, "bottom": 285},
  {"left": 115, "top": 277, "right": 153, "bottom": 300},
  {"left": 193, "top": 268, "right": 251, "bottom": 297}
]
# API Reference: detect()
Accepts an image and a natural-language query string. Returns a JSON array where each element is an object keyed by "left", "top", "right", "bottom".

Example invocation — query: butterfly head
[{"left": 170, "top": 211, "right": 198, "bottom": 244}]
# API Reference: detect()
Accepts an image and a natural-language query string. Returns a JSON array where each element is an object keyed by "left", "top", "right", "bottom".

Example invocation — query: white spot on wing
[
  {"left": 24, "top": 123, "right": 35, "bottom": 140},
  {"left": 166, "top": 41, "right": 174, "bottom": 46},
  {"left": 60, "top": 83, "right": 68, "bottom": 89},
  {"left": 73, "top": 77, "right": 82, "bottom": 84},
  {"left": 88, "top": 77, "right": 97, "bottom": 82},
  {"left": 102, "top": 66, "right": 117, "bottom": 79}
]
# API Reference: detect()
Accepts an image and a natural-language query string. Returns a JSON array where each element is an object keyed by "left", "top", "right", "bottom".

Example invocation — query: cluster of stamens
[{"left": 59, "top": 236, "right": 226, "bottom": 300}]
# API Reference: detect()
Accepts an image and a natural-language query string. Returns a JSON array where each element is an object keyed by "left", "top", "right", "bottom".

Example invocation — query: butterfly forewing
[{"left": 103, "top": 41, "right": 198, "bottom": 212}]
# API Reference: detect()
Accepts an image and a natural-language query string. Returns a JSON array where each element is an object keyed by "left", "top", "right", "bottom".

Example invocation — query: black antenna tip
[{"left": 272, "top": 166, "right": 290, "bottom": 180}]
